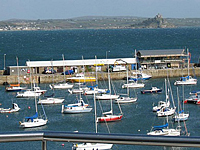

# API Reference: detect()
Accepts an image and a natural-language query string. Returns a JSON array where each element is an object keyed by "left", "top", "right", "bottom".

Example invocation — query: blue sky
[{"left": 0, "top": 0, "right": 200, "bottom": 21}]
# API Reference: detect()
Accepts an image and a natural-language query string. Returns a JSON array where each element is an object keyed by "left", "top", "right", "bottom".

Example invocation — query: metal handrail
[{"left": 1, "top": 131, "right": 200, "bottom": 149}]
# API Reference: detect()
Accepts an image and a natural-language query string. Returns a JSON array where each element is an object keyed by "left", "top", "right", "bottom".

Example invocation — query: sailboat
[
  {"left": 122, "top": 49, "right": 145, "bottom": 89},
  {"left": 38, "top": 96, "right": 64, "bottom": 105},
  {"left": 174, "top": 49, "right": 197, "bottom": 85},
  {"left": 115, "top": 65, "right": 137, "bottom": 103},
  {"left": 50, "top": 54, "right": 74, "bottom": 89},
  {"left": 19, "top": 96, "right": 48, "bottom": 128},
  {"left": 38, "top": 61, "right": 65, "bottom": 105},
  {"left": 6, "top": 57, "right": 26, "bottom": 92},
  {"left": 156, "top": 79, "right": 176, "bottom": 117},
  {"left": 61, "top": 94, "right": 92, "bottom": 114},
  {"left": 147, "top": 116, "right": 180, "bottom": 136},
  {"left": 96, "top": 63, "right": 119, "bottom": 100},
  {"left": 173, "top": 86, "right": 189, "bottom": 122},
  {"left": 84, "top": 56, "right": 108, "bottom": 95},
  {"left": 72, "top": 91, "right": 113, "bottom": 150}
]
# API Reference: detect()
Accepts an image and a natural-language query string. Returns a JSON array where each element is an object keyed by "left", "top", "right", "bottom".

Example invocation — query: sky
[{"left": 0, "top": 0, "right": 200, "bottom": 21}]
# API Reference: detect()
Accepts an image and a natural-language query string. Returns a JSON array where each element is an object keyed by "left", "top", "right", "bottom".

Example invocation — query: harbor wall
[{"left": 0, "top": 68, "right": 200, "bottom": 84}]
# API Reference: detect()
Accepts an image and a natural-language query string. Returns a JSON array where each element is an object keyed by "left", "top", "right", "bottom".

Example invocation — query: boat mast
[
  {"left": 94, "top": 91, "right": 97, "bottom": 133},
  {"left": 107, "top": 58, "right": 113, "bottom": 115},
  {"left": 16, "top": 57, "right": 20, "bottom": 84},
  {"left": 62, "top": 54, "right": 66, "bottom": 82},
  {"left": 135, "top": 49, "right": 138, "bottom": 83},
  {"left": 126, "top": 64, "right": 129, "bottom": 96},
  {"left": 95, "top": 55, "right": 98, "bottom": 85},
  {"left": 35, "top": 95, "right": 38, "bottom": 116},
  {"left": 82, "top": 55, "right": 86, "bottom": 83}
]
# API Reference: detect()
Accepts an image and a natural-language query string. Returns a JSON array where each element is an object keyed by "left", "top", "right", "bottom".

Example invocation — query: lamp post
[
  {"left": 106, "top": 51, "right": 110, "bottom": 60},
  {"left": 4, "top": 54, "right": 6, "bottom": 70},
  {"left": 106, "top": 51, "right": 110, "bottom": 73}
]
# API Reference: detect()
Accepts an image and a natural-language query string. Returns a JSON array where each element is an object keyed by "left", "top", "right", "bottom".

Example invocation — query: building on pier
[{"left": 136, "top": 49, "right": 188, "bottom": 70}]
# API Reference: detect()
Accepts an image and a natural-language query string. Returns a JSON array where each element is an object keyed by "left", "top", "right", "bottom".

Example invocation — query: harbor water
[{"left": 0, "top": 28, "right": 200, "bottom": 149}]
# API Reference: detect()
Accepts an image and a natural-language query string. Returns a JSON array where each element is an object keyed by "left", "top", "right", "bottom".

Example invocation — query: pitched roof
[{"left": 137, "top": 49, "right": 186, "bottom": 57}]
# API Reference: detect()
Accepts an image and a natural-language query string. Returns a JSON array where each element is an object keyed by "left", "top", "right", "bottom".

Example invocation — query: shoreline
[{"left": 1, "top": 68, "right": 199, "bottom": 85}]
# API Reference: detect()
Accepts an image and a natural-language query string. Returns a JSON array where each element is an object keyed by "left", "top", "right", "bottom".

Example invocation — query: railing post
[{"left": 42, "top": 140, "right": 47, "bottom": 150}]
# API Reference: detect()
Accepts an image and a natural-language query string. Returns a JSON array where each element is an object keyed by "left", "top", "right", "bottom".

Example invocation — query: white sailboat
[
  {"left": 61, "top": 94, "right": 92, "bottom": 114},
  {"left": 16, "top": 65, "right": 46, "bottom": 98},
  {"left": 115, "top": 65, "right": 137, "bottom": 103},
  {"left": 122, "top": 49, "right": 145, "bottom": 89},
  {"left": 50, "top": 55, "right": 74, "bottom": 89},
  {"left": 19, "top": 96, "right": 48, "bottom": 128},
  {"left": 174, "top": 49, "right": 197, "bottom": 85},
  {"left": 156, "top": 79, "right": 176, "bottom": 117},
  {"left": 96, "top": 61, "right": 119, "bottom": 100},
  {"left": 84, "top": 56, "right": 108, "bottom": 95},
  {"left": 38, "top": 97, "right": 64, "bottom": 105},
  {"left": 72, "top": 91, "right": 113, "bottom": 150},
  {"left": 173, "top": 86, "right": 189, "bottom": 122},
  {"left": 147, "top": 116, "right": 180, "bottom": 136}
]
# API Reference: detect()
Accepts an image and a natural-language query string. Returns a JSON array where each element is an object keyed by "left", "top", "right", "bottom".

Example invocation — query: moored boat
[
  {"left": 141, "top": 87, "right": 162, "bottom": 94},
  {"left": 67, "top": 73, "right": 96, "bottom": 83},
  {"left": 0, "top": 103, "right": 20, "bottom": 113}
]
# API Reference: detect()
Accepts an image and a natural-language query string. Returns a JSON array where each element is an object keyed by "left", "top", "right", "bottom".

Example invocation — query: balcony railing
[{"left": 1, "top": 131, "right": 200, "bottom": 150}]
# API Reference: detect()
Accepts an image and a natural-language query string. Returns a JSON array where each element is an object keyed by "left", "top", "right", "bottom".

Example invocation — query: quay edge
[{"left": 0, "top": 68, "right": 200, "bottom": 85}]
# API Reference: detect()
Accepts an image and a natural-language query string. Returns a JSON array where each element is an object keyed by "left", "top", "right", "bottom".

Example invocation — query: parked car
[
  {"left": 43, "top": 69, "right": 56, "bottom": 74},
  {"left": 61, "top": 70, "right": 74, "bottom": 75}
]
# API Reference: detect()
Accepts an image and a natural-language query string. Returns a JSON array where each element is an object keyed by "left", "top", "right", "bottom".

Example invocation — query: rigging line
[
  {"left": 40, "top": 102, "right": 47, "bottom": 119},
  {"left": 96, "top": 98, "right": 111, "bottom": 134}
]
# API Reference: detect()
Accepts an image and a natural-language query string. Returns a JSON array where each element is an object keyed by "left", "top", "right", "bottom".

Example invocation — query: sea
[{"left": 0, "top": 28, "right": 200, "bottom": 150}]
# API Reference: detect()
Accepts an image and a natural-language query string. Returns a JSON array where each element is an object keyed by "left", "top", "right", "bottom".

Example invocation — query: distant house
[{"left": 136, "top": 49, "right": 188, "bottom": 69}]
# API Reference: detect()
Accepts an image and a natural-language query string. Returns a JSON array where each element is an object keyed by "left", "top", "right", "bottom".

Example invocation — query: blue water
[
  {"left": 0, "top": 28, "right": 200, "bottom": 149},
  {"left": 1, "top": 28, "right": 200, "bottom": 67}
]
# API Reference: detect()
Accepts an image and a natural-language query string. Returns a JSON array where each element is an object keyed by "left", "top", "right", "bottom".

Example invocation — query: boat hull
[
  {"left": 38, "top": 98, "right": 64, "bottom": 105},
  {"left": 72, "top": 143, "right": 113, "bottom": 150},
  {"left": 19, "top": 119, "right": 48, "bottom": 128},
  {"left": 97, "top": 114, "right": 123, "bottom": 123}
]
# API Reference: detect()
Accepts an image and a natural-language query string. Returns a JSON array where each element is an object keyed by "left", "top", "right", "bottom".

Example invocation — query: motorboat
[
  {"left": 141, "top": 87, "right": 162, "bottom": 94},
  {"left": 128, "top": 72, "right": 152, "bottom": 81},
  {"left": 5, "top": 84, "right": 26, "bottom": 92},
  {"left": 67, "top": 73, "right": 96, "bottom": 83},
  {"left": 184, "top": 94, "right": 199, "bottom": 104},
  {"left": 0, "top": 103, "right": 20, "bottom": 113}
]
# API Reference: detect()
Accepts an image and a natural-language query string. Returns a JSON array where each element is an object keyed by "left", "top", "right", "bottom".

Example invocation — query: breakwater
[{"left": 1, "top": 68, "right": 200, "bottom": 85}]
